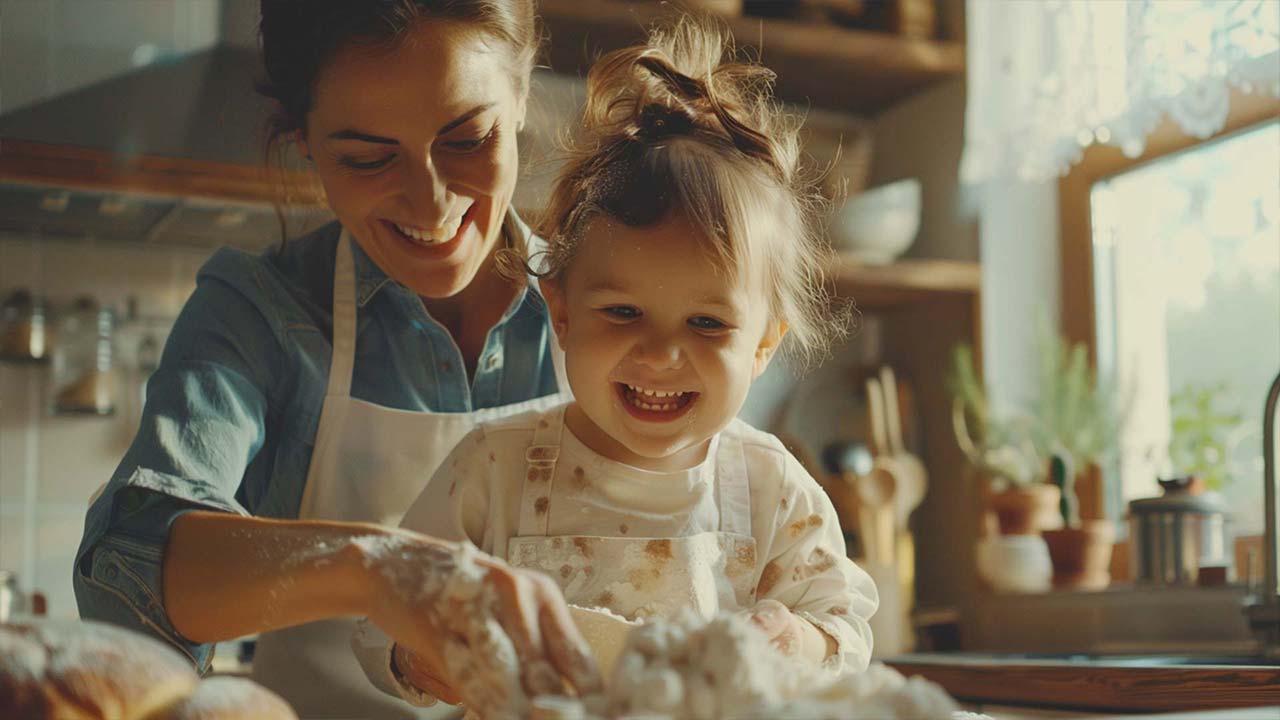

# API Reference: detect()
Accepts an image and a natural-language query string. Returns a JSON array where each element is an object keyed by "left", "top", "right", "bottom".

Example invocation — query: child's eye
[
  {"left": 601, "top": 306, "right": 641, "bottom": 321},
  {"left": 689, "top": 316, "right": 729, "bottom": 332},
  {"left": 339, "top": 155, "right": 395, "bottom": 171}
]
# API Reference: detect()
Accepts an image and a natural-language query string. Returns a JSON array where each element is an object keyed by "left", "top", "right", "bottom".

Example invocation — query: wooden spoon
[
  {"left": 860, "top": 376, "right": 900, "bottom": 567},
  {"left": 880, "top": 365, "right": 928, "bottom": 528}
]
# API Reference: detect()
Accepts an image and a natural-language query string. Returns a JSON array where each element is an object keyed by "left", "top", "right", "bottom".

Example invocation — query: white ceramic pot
[{"left": 976, "top": 534, "right": 1053, "bottom": 594}]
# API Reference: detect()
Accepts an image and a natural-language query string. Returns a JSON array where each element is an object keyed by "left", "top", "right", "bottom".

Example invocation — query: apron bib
[
  {"left": 251, "top": 232, "right": 570, "bottom": 719},
  {"left": 506, "top": 406, "right": 758, "bottom": 622}
]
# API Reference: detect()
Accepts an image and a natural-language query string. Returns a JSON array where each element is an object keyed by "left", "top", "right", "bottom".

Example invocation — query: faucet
[{"left": 1244, "top": 369, "right": 1280, "bottom": 659}]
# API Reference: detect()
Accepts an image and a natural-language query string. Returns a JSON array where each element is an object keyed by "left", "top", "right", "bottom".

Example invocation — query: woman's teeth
[
  {"left": 395, "top": 218, "right": 461, "bottom": 246},
  {"left": 622, "top": 383, "right": 693, "bottom": 412}
]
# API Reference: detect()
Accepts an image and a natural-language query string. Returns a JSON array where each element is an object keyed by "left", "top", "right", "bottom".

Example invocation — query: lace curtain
[{"left": 961, "top": 0, "right": 1280, "bottom": 184}]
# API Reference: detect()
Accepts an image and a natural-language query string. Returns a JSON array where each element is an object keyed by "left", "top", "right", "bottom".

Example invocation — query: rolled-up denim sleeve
[{"left": 74, "top": 263, "right": 281, "bottom": 671}]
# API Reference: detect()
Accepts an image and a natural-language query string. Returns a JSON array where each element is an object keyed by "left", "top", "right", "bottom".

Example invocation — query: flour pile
[{"left": 523, "top": 610, "right": 975, "bottom": 720}]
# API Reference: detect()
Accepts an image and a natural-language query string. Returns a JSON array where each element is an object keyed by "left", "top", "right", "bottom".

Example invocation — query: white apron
[
  {"left": 251, "top": 232, "right": 570, "bottom": 719},
  {"left": 507, "top": 406, "right": 758, "bottom": 622}
]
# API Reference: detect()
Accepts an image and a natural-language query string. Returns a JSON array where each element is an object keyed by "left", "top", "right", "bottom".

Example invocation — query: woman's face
[{"left": 298, "top": 21, "right": 527, "bottom": 298}]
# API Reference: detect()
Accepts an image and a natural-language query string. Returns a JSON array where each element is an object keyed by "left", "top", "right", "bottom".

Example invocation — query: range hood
[{"left": 0, "top": 45, "right": 332, "bottom": 250}]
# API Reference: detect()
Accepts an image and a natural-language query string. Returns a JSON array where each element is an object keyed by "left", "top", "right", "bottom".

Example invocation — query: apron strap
[
  {"left": 714, "top": 427, "right": 752, "bottom": 538},
  {"left": 516, "top": 404, "right": 567, "bottom": 536},
  {"left": 325, "top": 232, "right": 358, "bottom": 399}
]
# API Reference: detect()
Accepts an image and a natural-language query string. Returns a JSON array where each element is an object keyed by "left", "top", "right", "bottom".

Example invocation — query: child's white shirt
[{"left": 353, "top": 404, "right": 878, "bottom": 705}]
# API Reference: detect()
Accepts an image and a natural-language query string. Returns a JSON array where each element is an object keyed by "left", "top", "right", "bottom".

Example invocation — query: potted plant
[
  {"left": 1166, "top": 381, "right": 1244, "bottom": 493},
  {"left": 949, "top": 344, "right": 1060, "bottom": 536},
  {"left": 1026, "top": 325, "right": 1126, "bottom": 590}
]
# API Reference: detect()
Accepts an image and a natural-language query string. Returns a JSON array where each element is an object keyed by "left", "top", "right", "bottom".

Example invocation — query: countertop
[{"left": 887, "top": 652, "right": 1280, "bottom": 713}]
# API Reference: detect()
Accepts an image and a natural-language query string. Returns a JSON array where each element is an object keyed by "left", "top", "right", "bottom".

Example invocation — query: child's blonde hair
[{"left": 528, "top": 17, "right": 848, "bottom": 368}]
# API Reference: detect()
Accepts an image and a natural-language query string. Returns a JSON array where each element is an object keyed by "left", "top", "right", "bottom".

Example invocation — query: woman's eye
[
  {"left": 602, "top": 306, "right": 640, "bottom": 321},
  {"left": 441, "top": 126, "right": 497, "bottom": 153},
  {"left": 340, "top": 155, "right": 394, "bottom": 171},
  {"left": 689, "top": 316, "right": 728, "bottom": 332}
]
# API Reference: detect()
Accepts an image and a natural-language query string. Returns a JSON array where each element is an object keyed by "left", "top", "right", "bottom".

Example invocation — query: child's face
[{"left": 543, "top": 213, "right": 785, "bottom": 472}]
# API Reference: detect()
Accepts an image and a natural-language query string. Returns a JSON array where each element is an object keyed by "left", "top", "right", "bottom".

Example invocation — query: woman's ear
[
  {"left": 752, "top": 321, "right": 788, "bottom": 379},
  {"left": 539, "top": 278, "right": 568, "bottom": 349}
]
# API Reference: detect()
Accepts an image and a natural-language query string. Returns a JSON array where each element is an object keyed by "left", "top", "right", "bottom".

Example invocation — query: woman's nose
[{"left": 405, "top": 154, "right": 451, "bottom": 224}]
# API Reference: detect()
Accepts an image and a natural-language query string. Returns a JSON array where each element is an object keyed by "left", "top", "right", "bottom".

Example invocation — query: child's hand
[{"left": 744, "top": 599, "right": 834, "bottom": 664}]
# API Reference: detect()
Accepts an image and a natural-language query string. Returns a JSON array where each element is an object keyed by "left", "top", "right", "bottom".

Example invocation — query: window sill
[{"left": 971, "top": 583, "right": 1257, "bottom": 655}]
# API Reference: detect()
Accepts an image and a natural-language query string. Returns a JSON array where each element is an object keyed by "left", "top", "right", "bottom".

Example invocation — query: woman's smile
[{"left": 378, "top": 202, "right": 476, "bottom": 258}]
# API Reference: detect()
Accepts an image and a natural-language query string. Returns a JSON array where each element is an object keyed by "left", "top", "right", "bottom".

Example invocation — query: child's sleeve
[
  {"left": 756, "top": 454, "right": 879, "bottom": 674},
  {"left": 352, "top": 427, "right": 495, "bottom": 706}
]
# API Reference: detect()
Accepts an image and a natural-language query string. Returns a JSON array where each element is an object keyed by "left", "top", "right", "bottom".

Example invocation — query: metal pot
[{"left": 1129, "top": 486, "right": 1231, "bottom": 585}]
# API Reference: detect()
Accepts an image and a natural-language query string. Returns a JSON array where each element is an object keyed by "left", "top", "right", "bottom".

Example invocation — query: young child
[{"left": 359, "top": 18, "right": 877, "bottom": 706}]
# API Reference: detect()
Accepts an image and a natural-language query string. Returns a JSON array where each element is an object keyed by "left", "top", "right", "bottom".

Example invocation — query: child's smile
[
  {"left": 616, "top": 382, "right": 699, "bottom": 419},
  {"left": 542, "top": 212, "right": 785, "bottom": 472}
]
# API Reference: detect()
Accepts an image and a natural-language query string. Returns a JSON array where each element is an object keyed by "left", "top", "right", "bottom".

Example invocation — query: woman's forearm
[{"left": 163, "top": 511, "right": 391, "bottom": 643}]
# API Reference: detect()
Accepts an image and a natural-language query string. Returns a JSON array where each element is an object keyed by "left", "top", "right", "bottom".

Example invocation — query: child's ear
[
  {"left": 539, "top": 277, "right": 569, "bottom": 348},
  {"left": 752, "top": 321, "right": 788, "bottom": 379}
]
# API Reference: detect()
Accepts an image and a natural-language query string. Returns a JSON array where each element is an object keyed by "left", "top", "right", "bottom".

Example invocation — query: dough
[
  {"left": 0, "top": 620, "right": 297, "bottom": 720},
  {"left": 567, "top": 605, "right": 641, "bottom": 678}
]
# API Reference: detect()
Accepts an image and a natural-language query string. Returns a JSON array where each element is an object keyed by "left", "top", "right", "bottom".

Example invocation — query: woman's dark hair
[{"left": 257, "top": 0, "right": 538, "bottom": 154}]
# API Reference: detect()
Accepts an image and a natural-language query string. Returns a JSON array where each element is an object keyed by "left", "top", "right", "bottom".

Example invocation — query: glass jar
[
  {"left": 1128, "top": 483, "right": 1231, "bottom": 586},
  {"left": 51, "top": 296, "right": 117, "bottom": 415},
  {"left": 0, "top": 289, "right": 51, "bottom": 363}
]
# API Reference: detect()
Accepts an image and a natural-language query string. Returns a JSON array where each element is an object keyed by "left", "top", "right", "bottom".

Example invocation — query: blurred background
[{"left": 1, "top": 1, "right": 1278, "bottom": 712}]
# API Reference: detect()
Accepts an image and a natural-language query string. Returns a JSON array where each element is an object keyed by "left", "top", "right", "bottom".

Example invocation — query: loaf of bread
[{"left": 0, "top": 620, "right": 296, "bottom": 720}]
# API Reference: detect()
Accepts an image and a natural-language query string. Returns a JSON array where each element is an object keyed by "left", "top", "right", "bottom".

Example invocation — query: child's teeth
[{"left": 623, "top": 383, "right": 690, "bottom": 412}]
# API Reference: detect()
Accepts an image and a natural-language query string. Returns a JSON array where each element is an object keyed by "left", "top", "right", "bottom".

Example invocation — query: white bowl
[{"left": 831, "top": 178, "right": 921, "bottom": 264}]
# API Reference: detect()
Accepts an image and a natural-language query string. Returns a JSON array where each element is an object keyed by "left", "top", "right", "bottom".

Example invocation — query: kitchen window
[
  {"left": 1091, "top": 118, "right": 1279, "bottom": 542},
  {"left": 1059, "top": 90, "right": 1280, "bottom": 570}
]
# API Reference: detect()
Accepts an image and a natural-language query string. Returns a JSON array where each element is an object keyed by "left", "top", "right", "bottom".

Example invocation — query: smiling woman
[{"left": 72, "top": 2, "right": 602, "bottom": 719}]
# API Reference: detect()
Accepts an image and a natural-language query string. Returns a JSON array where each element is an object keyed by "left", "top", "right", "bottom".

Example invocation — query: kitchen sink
[{"left": 888, "top": 650, "right": 1280, "bottom": 668}]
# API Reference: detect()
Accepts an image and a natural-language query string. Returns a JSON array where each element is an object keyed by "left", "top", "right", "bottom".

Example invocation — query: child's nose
[{"left": 630, "top": 336, "right": 685, "bottom": 370}]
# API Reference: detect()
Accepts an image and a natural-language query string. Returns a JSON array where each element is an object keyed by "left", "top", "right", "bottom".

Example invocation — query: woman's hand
[
  {"left": 744, "top": 599, "right": 834, "bottom": 665},
  {"left": 357, "top": 529, "right": 601, "bottom": 715}
]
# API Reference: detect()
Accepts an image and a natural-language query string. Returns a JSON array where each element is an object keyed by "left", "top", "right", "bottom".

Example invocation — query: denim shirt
[{"left": 73, "top": 220, "right": 560, "bottom": 670}]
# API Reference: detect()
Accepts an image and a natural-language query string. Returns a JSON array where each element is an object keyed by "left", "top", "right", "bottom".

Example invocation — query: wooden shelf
[
  {"left": 539, "top": 0, "right": 965, "bottom": 115},
  {"left": 0, "top": 140, "right": 319, "bottom": 206},
  {"left": 829, "top": 256, "right": 980, "bottom": 311}
]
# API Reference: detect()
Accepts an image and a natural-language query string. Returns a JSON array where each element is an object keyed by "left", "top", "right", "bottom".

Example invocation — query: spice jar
[
  {"left": 51, "top": 296, "right": 117, "bottom": 415},
  {"left": 0, "top": 289, "right": 51, "bottom": 362}
]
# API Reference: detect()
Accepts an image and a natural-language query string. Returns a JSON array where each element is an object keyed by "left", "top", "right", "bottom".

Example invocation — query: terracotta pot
[
  {"left": 986, "top": 484, "right": 1061, "bottom": 536},
  {"left": 1042, "top": 520, "right": 1116, "bottom": 590}
]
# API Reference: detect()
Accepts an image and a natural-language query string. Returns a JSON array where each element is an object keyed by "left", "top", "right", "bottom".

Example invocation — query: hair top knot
[{"left": 635, "top": 103, "right": 697, "bottom": 141}]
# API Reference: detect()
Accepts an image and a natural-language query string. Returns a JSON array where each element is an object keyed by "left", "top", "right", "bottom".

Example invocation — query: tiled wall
[{"left": 0, "top": 235, "right": 214, "bottom": 618}]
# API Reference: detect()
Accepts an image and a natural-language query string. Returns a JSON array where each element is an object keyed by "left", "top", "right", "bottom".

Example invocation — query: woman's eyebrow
[
  {"left": 325, "top": 104, "right": 495, "bottom": 144},
  {"left": 327, "top": 129, "right": 397, "bottom": 144},
  {"left": 437, "top": 103, "right": 495, "bottom": 134}
]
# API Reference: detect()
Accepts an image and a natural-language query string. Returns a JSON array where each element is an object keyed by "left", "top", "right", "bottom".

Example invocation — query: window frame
[{"left": 1057, "top": 89, "right": 1280, "bottom": 523}]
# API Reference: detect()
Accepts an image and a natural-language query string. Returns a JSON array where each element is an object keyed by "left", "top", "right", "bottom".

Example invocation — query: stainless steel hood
[{"left": 0, "top": 45, "right": 332, "bottom": 250}]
